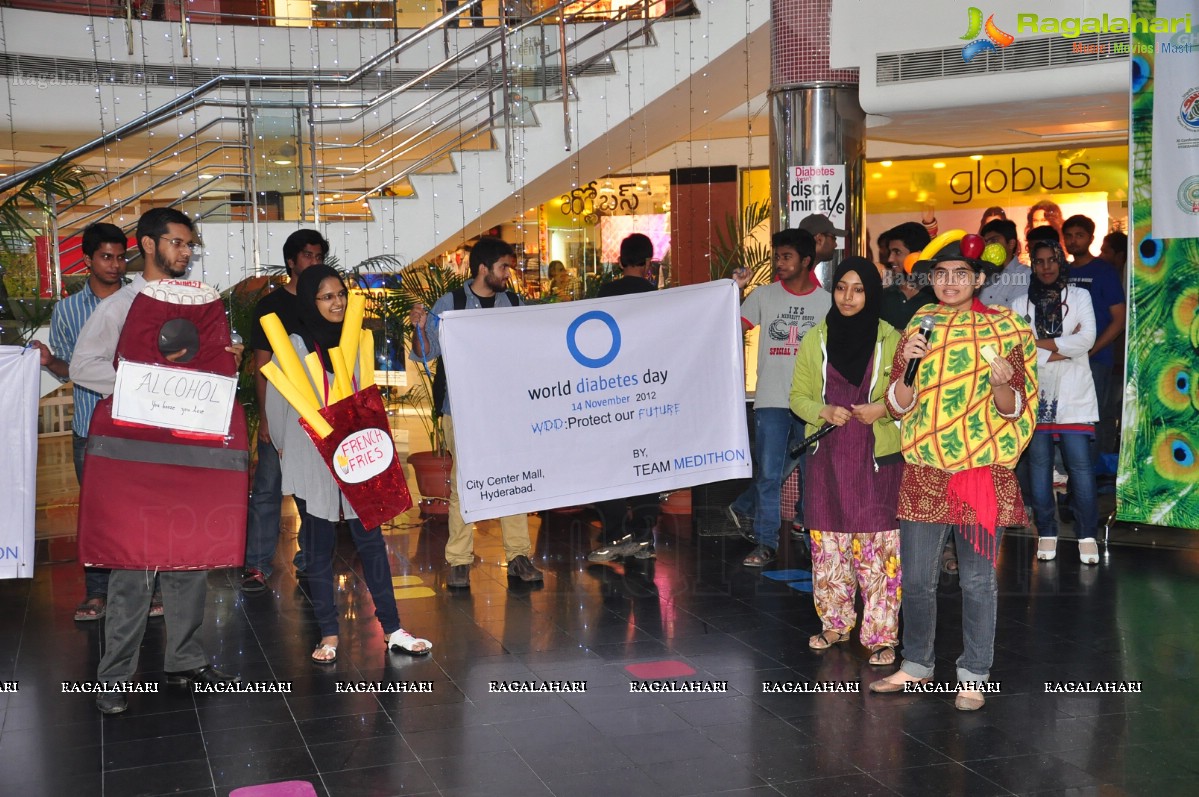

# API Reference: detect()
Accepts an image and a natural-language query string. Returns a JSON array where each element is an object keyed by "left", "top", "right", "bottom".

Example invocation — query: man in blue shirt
[
  {"left": 1063, "top": 214, "right": 1126, "bottom": 447},
  {"left": 31, "top": 222, "right": 129, "bottom": 622}
]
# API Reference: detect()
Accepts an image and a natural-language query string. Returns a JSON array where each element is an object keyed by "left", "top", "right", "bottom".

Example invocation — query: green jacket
[{"left": 789, "top": 319, "right": 902, "bottom": 464}]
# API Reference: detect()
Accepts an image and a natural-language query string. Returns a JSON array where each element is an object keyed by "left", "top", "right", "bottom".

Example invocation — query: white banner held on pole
[
  {"left": 440, "top": 280, "right": 752, "bottom": 522},
  {"left": 0, "top": 346, "right": 40, "bottom": 579},
  {"left": 1150, "top": 0, "right": 1199, "bottom": 239}
]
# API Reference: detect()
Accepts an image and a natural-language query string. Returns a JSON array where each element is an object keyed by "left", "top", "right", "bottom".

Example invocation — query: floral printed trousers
[{"left": 810, "top": 529, "right": 902, "bottom": 648}]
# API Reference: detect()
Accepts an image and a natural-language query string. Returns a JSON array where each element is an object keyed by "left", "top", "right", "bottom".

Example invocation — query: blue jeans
[
  {"left": 302, "top": 510, "right": 401, "bottom": 638},
  {"left": 898, "top": 520, "right": 1000, "bottom": 683},
  {"left": 244, "top": 439, "right": 304, "bottom": 577},
  {"left": 74, "top": 433, "right": 109, "bottom": 600},
  {"left": 1028, "top": 432, "right": 1097, "bottom": 540},
  {"left": 731, "top": 407, "right": 804, "bottom": 550}
]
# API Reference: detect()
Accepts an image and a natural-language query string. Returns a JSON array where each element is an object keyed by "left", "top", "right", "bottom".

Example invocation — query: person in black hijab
[
  {"left": 267, "top": 265, "right": 432, "bottom": 664},
  {"left": 790, "top": 257, "right": 905, "bottom": 666}
]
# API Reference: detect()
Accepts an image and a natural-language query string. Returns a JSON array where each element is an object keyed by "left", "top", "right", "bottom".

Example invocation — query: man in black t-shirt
[
  {"left": 240, "top": 229, "right": 329, "bottom": 593},
  {"left": 587, "top": 234, "right": 663, "bottom": 562}
]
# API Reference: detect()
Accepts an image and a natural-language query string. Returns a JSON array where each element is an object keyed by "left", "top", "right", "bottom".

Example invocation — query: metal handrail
[
  {"left": 6, "top": 0, "right": 683, "bottom": 273},
  {"left": 0, "top": 2, "right": 478, "bottom": 194}
]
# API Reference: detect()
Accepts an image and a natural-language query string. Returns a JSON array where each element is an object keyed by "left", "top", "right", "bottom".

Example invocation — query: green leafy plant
[
  {"left": 0, "top": 162, "right": 94, "bottom": 344},
  {"left": 709, "top": 200, "right": 773, "bottom": 285},
  {"left": 369, "top": 262, "right": 466, "bottom": 453}
]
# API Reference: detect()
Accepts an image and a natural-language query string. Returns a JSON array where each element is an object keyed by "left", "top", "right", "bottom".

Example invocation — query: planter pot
[{"left": 407, "top": 450, "right": 453, "bottom": 516}]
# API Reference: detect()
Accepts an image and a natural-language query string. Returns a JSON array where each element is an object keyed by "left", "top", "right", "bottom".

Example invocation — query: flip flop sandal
[
  {"left": 808, "top": 630, "right": 850, "bottom": 650},
  {"left": 742, "top": 545, "right": 777, "bottom": 568},
  {"left": 311, "top": 643, "right": 338, "bottom": 664},
  {"left": 868, "top": 646, "right": 897, "bottom": 666},
  {"left": 74, "top": 598, "right": 106, "bottom": 622},
  {"left": 386, "top": 629, "right": 432, "bottom": 656}
]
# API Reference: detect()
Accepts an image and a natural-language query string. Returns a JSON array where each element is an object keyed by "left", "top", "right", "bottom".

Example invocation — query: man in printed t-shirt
[{"left": 728, "top": 228, "right": 831, "bottom": 567}]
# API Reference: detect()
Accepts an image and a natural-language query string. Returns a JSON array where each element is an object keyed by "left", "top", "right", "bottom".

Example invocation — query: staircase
[{"left": 1, "top": 1, "right": 770, "bottom": 288}]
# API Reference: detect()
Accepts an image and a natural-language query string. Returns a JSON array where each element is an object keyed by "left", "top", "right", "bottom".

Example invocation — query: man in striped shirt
[{"left": 31, "top": 222, "right": 129, "bottom": 622}]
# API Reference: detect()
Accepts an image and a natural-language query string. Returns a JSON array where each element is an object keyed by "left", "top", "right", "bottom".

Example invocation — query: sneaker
[
  {"left": 447, "top": 564, "right": 471, "bottom": 588},
  {"left": 240, "top": 568, "right": 268, "bottom": 594},
  {"left": 588, "top": 534, "right": 650, "bottom": 562},
  {"left": 507, "top": 555, "right": 544, "bottom": 582},
  {"left": 725, "top": 504, "right": 753, "bottom": 533}
]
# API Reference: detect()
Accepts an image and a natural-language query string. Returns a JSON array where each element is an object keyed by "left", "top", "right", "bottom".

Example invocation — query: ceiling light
[
  {"left": 969, "top": 155, "right": 983, "bottom": 161},
  {"left": 880, "top": 160, "right": 893, "bottom": 167},
  {"left": 199, "top": 173, "right": 215, "bottom": 179},
  {"left": 932, "top": 162, "right": 946, "bottom": 169},
  {"left": 871, "top": 172, "right": 882, "bottom": 179}
]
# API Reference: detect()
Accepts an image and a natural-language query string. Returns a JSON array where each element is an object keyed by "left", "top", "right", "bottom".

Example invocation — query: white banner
[
  {"left": 440, "top": 281, "right": 752, "bottom": 521},
  {"left": 1150, "top": 0, "right": 1199, "bottom": 239},
  {"left": 0, "top": 346, "right": 40, "bottom": 579},
  {"left": 112, "top": 360, "right": 236, "bottom": 436}
]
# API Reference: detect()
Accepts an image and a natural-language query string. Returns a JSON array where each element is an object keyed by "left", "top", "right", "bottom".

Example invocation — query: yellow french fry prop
[
  {"left": 261, "top": 361, "right": 333, "bottom": 438},
  {"left": 304, "top": 352, "right": 327, "bottom": 408},
  {"left": 338, "top": 292, "right": 367, "bottom": 379},
  {"left": 260, "top": 313, "right": 320, "bottom": 410},
  {"left": 358, "top": 329, "right": 375, "bottom": 389},
  {"left": 329, "top": 345, "right": 352, "bottom": 402}
]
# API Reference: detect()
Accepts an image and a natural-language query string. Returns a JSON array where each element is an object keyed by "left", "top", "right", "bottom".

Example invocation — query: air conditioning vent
[{"left": 876, "top": 33, "right": 1128, "bottom": 84}]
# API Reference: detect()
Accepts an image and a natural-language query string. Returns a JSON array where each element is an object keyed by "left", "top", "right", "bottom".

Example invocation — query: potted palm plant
[{"left": 367, "top": 262, "right": 465, "bottom": 515}]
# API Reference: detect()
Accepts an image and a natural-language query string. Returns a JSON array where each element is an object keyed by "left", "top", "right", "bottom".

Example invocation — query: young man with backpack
[{"left": 409, "top": 237, "right": 543, "bottom": 589}]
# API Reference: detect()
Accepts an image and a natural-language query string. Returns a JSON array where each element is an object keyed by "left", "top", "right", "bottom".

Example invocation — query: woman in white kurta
[{"left": 1011, "top": 240, "right": 1099, "bottom": 564}]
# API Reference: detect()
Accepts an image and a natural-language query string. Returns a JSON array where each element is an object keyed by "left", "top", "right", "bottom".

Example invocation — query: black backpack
[{"left": 430, "top": 287, "right": 519, "bottom": 413}]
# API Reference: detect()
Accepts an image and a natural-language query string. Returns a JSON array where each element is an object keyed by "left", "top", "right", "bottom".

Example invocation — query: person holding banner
[
  {"left": 789, "top": 256, "right": 903, "bottom": 666},
  {"left": 31, "top": 222, "right": 134, "bottom": 622},
  {"left": 267, "top": 264, "right": 431, "bottom": 662},
  {"left": 70, "top": 208, "right": 243, "bottom": 713},
  {"left": 728, "top": 228, "right": 828, "bottom": 567},
  {"left": 587, "top": 233, "right": 662, "bottom": 562},
  {"left": 870, "top": 231, "right": 1037, "bottom": 711},
  {"left": 409, "top": 236, "right": 543, "bottom": 590}
]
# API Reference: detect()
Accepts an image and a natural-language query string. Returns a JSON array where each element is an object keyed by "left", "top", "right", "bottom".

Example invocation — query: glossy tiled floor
[{"left": 3, "top": 465, "right": 1198, "bottom": 796}]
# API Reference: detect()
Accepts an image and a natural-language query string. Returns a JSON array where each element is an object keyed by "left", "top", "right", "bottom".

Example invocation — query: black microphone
[
  {"left": 903, "top": 315, "right": 936, "bottom": 387},
  {"left": 789, "top": 423, "right": 837, "bottom": 459}
]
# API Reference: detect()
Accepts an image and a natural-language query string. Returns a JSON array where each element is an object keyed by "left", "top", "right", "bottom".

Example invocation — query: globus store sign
[{"left": 864, "top": 145, "right": 1128, "bottom": 212}]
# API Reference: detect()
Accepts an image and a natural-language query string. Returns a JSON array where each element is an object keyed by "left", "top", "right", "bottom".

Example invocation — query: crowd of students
[
  {"left": 32, "top": 201, "right": 1122, "bottom": 715},
  {"left": 720, "top": 204, "right": 1124, "bottom": 709}
]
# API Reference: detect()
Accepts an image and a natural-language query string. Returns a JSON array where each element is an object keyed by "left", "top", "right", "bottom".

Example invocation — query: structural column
[{"left": 770, "top": 0, "right": 865, "bottom": 278}]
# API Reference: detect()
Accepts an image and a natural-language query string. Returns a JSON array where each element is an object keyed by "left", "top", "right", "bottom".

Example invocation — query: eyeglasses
[
  {"left": 930, "top": 268, "right": 977, "bottom": 284},
  {"left": 315, "top": 289, "right": 348, "bottom": 303},
  {"left": 157, "top": 236, "right": 200, "bottom": 253}
]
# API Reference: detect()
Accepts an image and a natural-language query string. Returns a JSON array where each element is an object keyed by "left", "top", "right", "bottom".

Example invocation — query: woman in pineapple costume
[{"left": 870, "top": 232, "right": 1037, "bottom": 711}]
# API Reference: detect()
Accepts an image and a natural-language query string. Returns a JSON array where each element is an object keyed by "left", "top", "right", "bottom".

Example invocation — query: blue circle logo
[{"left": 566, "top": 310, "right": 621, "bottom": 368}]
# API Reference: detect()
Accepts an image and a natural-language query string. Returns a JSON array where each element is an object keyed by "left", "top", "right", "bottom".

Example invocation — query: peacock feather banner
[{"left": 1117, "top": 0, "right": 1199, "bottom": 527}]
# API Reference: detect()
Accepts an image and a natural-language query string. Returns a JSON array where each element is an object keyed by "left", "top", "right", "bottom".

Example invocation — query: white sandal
[
  {"left": 1036, "top": 537, "right": 1057, "bottom": 561},
  {"left": 387, "top": 628, "right": 432, "bottom": 656},
  {"left": 311, "top": 643, "right": 337, "bottom": 664},
  {"left": 1078, "top": 538, "right": 1099, "bottom": 565}
]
